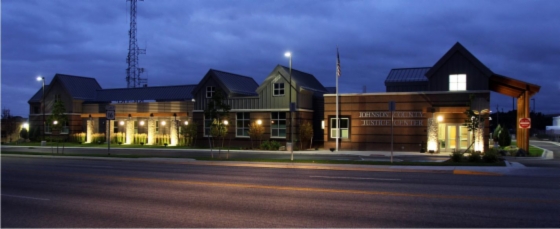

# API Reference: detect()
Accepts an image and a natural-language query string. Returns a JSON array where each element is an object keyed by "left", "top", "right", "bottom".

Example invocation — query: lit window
[
  {"left": 449, "top": 74, "right": 466, "bottom": 91},
  {"left": 206, "top": 86, "right": 215, "bottom": 98},
  {"left": 330, "top": 118, "right": 349, "bottom": 139},
  {"left": 271, "top": 112, "right": 286, "bottom": 138},
  {"left": 236, "top": 112, "right": 250, "bottom": 137},
  {"left": 273, "top": 83, "right": 284, "bottom": 96}
]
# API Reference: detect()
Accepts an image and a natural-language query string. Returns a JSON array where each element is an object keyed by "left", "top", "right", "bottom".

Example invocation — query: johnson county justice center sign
[{"left": 358, "top": 111, "right": 425, "bottom": 126}]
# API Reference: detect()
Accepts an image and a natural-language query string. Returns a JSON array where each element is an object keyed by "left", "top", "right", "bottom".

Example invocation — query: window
[
  {"left": 206, "top": 86, "right": 215, "bottom": 98},
  {"left": 204, "top": 115, "right": 212, "bottom": 137},
  {"left": 156, "top": 121, "right": 159, "bottom": 134},
  {"left": 54, "top": 94, "right": 61, "bottom": 102},
  {"left": 33, "top": 106, "right": 39, "bottom": 114},
  {"left": 271, "top": 112, "right": 286, "bottom": 138},
  {"left": 449, "top": 74, "right": 466, "bottom": 91},
  {"left": 236, "top": 112, "right": 250, "bottom": 137},
  {"left": 273, "top": 83, "right": 284, "bottom": 96},
  {"left": 330, "top": 118, "right": 349, "bottom": 139}
]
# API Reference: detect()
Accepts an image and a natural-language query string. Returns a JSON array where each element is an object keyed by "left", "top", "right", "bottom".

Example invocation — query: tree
[
  {"left": 299, "top": 121, "right": 313, "bottom": 150},
  {"left": 462, "top": 95, "right": 487, "bottom": 153},
  {"left": 492, "top": 124, "right": 502, "bottom": 142},
  {"left": 181, "top": 121, "right": 198, "bottom": 147},
  {"left": 498, "top": 127, "right": 511, "bottom": 148},
  {"left": 203, "top": 90, "right": 231, "bottom": 158},
  {"left": 47, "top": 100, "right": 68, "bottom": 134},
  {"left": 20, "top": 128, "right": 29, "bottom": 140},
  {"left": 1, "top": 108, "right": 17, "bottom": 142},
  {"left": 248, "top": 122, "right": 264, "bottom": 149}
]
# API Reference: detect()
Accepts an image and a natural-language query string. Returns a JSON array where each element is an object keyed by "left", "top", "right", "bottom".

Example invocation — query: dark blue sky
[{"left": 2, "top": 0, "right": 559, "bottom": 117}]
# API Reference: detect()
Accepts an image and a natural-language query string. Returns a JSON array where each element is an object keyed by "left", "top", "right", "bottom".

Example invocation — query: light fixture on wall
[
  {"left": 321, "top": 120, "right": 325, "bottom": 129},
  {"left": 437, "top": 115, "right": 443, "bottom": 122},
  {"left": 53, "top": 120, "right": 58, "bottom": 125},
  {"left": 119, "top": 121, "right": 124, "bottom": 126},
  {"left": 257, "top": 119, "right": 262, "bottom": 125},
  {"left": 161, "top": 121, "right": 166, "bottom": 126},
  {"left": 184, "top": 121, "right": 189, "bottom": 125},
  {"left": 140, "top": 121, "right": 145, "bottom": 126},
  {"left": 223, "top": 120, "right": 229, "bottom": 125}
]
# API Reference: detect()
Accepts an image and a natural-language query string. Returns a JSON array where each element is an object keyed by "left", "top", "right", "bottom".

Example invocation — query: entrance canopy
[{"left": 489, "top": 74, "right": 541, "bottom": 152}]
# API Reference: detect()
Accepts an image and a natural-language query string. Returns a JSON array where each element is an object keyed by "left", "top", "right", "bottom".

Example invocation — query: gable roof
[
  {"left": 191, "top": 69, "right": 259, "bottom": 96},
  {"left": 425, "top": 42, "right": 494, "bottom": 78},
  {"left": 280, "top": 65, "right": 327, "bottom": 92},
  {"left": 49, "top": 73, "right": 103, "bottom": 100},
  {"left": 385, "top": 67, "right": 431, "bottom": 83},
  {"left": 28, "top": 85, "right": 50, "bottom": 103},
  {"left": 93, "top": 84, "right": 197, "bottom": 102},
  {"left": 257, "top": 65, "right": 327, "bottom": 93}
]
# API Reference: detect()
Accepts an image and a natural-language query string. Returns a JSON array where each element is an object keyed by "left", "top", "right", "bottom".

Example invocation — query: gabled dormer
[
  {"left": 191, "top": 69, "right": 259, "bottom": 110},
  {"left": 424, "top": 42, "right": 494, "bottom": 92}
]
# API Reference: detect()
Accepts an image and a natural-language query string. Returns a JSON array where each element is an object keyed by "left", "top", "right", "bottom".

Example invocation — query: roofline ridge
[
  {"left": 210, "top": 69, "right": 256, "bottom": 80},
  {"left": 390, "top": 67, "right": 431, "bottom": 70},
  {"left": 279, "top": 65, "right": 313, "bottom": 75},
  {"left": 99, "top": 84, "right": 197, "bottom": 91},
  {"left": 55, "top": 73, "right": 97, "bottom": 80}
]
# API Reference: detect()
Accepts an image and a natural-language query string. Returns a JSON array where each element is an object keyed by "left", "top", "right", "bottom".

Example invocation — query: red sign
[{"left": 519, "top": 118, "right": 531, "bottom": 129}]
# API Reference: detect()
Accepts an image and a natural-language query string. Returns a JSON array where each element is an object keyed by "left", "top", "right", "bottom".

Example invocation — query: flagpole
[{"left": 335, "top": 48, "right": 339, "bottom": 152}]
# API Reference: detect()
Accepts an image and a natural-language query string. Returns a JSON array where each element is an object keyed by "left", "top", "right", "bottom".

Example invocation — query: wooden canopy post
[{"left": 516, "top": 89, "right": 530, "bottom": 152}]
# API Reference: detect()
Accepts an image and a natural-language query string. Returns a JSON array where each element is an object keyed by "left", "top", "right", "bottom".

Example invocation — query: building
[
  {"left": 324, "top": 42, "right": 540, "bottom": 152},
  {"left": 27, "top": 42, "right": 540, "bottom": 152}
]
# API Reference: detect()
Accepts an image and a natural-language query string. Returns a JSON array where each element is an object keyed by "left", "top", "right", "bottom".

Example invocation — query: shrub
[
  {"left": 260, "top": 140, "right": 271, "bottom": 150},
  {"left": 498, "top": 128, "right": 511, "bottom": 148},
  {"left": 269, "top": 140, "right": 281, "bottom": 150},
  {"left": 299, "top": 121, "right": 313, "bottom": 150},
  {"left": 493, "top": 124, "right": 502, "bottom": 142},
  {"left": 468, "top": 151, "right": 482, "bottom": 163},
  {"left": 248, "top": 122, "right": 265, "bottom": 149},
  {"left": 483, "top": 149, "right": 500, "bottom": 163},
  {"left": 450, "top": 150, "right": 464, "bottom": 162},
  {"left": 19, "top": 128, "right": 29, "bottom": 140}
]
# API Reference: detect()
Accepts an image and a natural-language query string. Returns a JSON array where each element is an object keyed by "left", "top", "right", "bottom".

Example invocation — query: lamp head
[
  {"left": 284, "top": 52, "right": 291, "bottom": 57},
  {"left": 37, "top": 76, "right": 43, "bottom": 81}
]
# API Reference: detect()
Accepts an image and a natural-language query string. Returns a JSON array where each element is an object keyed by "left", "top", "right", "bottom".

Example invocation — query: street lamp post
[
  {"left": 37, "top": 76, "right": 45, "bottom": 143},
  {"left": 285, "top": 52, "right": 294, "bottom": 161}
]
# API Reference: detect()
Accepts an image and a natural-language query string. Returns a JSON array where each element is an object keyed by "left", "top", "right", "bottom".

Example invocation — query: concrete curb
[{"left": 2, "top": 153, "right": 510, "bottom": 176}]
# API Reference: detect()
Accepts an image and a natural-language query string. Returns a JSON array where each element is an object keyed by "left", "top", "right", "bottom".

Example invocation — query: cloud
[{"left": 2, "top": 0, "right": 560, "bottom": 116}]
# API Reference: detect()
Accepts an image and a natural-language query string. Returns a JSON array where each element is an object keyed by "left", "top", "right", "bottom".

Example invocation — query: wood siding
[{"left": 428, "top": 52, "right": 489, "bottom": 91}]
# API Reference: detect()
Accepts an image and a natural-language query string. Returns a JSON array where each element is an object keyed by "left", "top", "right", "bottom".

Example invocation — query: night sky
[{"left": 2, "top": 0, "right": 559, "bottom": 117}]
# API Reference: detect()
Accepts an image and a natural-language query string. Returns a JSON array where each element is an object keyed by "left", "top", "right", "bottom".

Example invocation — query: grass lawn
[
  {"left": 1, "top": 151, "right": 506, "bottom": 166},
  {"left": 510, "top": 141, "right": 544, "bottom": 157}
]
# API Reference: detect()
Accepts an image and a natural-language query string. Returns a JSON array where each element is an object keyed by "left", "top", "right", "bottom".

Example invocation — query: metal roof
[
  {"left": 28, "top": 85, "right": 50, "bottom": 103},
  {"left": 55, "top": 74, "right": 102, "bottom": 100},
  {"left": 280, "top": 66, "right": 327, "bottom": 92},
  {"left": 94, "top": 85, "right": 196, "bottom": 102},
  {"left": 211, "top": 69, "right": 259, "bottom": 96},
  {"left": 384, "top": 67, "right": 431, "bottom": 83},
  {"left": 324, "top": 87, "right": 336, "bottom": 93}
]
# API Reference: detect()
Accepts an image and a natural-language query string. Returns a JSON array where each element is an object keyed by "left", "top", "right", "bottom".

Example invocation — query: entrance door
[{"left": 442, "top": 124, "right": 471, "bottom": 152}]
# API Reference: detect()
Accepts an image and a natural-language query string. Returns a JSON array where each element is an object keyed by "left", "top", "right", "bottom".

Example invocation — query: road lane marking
[
  {"left": 1, "top": 194, "right": 50, "bottom": 201},
  {"left": 63, "top": 165, "right": 114, "bottom": 169},
  {"left": 5, "top": 168, "right": 560, "bottom": 204},
  {"left": 310, "top": 176, "right": 401, "bottom": 181}
]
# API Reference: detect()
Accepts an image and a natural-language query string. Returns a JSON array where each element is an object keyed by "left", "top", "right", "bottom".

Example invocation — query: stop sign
[{"left": 519, "top": 118, "right": 531, "bottom": 129}]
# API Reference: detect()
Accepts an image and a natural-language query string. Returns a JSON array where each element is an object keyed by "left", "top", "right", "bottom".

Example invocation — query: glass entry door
[{"left": 442, "top": 124, "right": 471, "bottom": 152}]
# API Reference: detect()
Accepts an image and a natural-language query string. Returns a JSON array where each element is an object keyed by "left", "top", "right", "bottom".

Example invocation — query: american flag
[{"left": 336, "top": 48, "right": 341, "bottom": 77}]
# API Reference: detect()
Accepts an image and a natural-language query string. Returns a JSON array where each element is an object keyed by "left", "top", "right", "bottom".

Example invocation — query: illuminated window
[
  {"left": 330, "top": 118, "right": 349, "bottom": 139},
  {"left": 236, "top": 112, "right": 250, "bottom": 137},
  {"left": 206, "top": 86, "right": 215, "bottom": 98},
  {"left": 449, "top": 74, "right": 466, "bottom": 91},
  {"left": 273, "top": 83, "right": 284, "bottom": 96},
  {"left": 271, "top": 112, "right": 286, "bottom": 138}
]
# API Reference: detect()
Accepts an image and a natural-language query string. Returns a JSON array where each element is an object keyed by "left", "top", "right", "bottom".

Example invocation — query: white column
[
  {"left": 126, "top": 120, "right": 134, "bottom": 144},
  {"left": 170, "top": 119, "right": 178, "bottom": 146},
  {"left": 86, "top": 119, "right": 94, "bottom": 143},
  {"left": 427, "top": 118, "right": 438, "bottom": 152},
  {"left": 147, "top": 119, "right": 156, "bottom": 145}
]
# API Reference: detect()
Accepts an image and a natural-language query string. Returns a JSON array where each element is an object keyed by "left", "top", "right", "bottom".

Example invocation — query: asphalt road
[
  {"left": 508, "top": 141, "right": 560, "bottom": 168},
  {"left": 1, "top": 145, "right": 446, "bottom": 162},
  {"left": 2, "top": 156, "right": 559, "bottom": 228}
]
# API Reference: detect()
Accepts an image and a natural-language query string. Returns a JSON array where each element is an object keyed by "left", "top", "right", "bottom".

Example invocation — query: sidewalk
[{"left": 1, "top": 153, "right": 539, "bottom": 177}]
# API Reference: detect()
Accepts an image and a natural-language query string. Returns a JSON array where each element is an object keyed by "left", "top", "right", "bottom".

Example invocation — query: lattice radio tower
[{"left": 126, "top": 0, "right": 147, "bottom": 88}]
